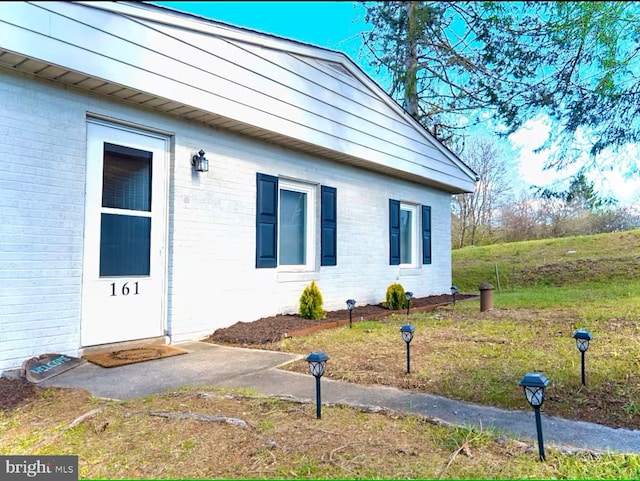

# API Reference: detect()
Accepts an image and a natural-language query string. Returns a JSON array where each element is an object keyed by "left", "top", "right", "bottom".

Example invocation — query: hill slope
[{"left": 452, "top": 229, "right": 640, "bottom": 292}]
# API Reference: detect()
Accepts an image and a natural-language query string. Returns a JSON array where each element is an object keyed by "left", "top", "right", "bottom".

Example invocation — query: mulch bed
[
  {"left": 0, "top": 377, "right": 39, "bottom": 411},
  {"left": 207, "top": 293, "right": 476, "bottom": 345}
]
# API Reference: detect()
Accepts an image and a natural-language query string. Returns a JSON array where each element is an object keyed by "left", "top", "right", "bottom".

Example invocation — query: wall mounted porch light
[
  {"left": 405, "top": 291, "right": 414, "bottom": 315},
  {"left": 519, "top": 372, "right": 550, "bottom": 462},
  {"left": 573, "top": 329, "right": 593, "bottom": 386},
  {"left": 192, "top": 149, "right": 209, "bottom": 172},
  {"left": 400, "top": 323, "right": 416, "bottom": 374},
  {"left": 306, "top": 351, "right": 329, "bottom": 419},
  {"left": 346, "top": 299, "right": 356, "bottom": 328}
]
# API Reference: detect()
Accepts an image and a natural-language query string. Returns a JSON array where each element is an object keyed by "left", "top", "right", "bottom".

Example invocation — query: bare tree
[
  {"left": 496, "top": 192, "right": 640, "bottom": 243},
  {"left": 497, "top": 192, "right": 541, "bottom": 242},
  {"left": 452, "top": 139, "right": 513, "bottom": 247},
  {"left": 535, "top": 197, "right": 576, "bottom": 238}
]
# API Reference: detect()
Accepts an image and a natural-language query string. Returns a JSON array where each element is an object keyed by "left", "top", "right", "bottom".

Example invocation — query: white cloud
[
  {"left": 507, "top": 116, "right": 575, "bottom": 193},
  {"left": 506, "top": 116, "right": 640, "bottom": 206}
]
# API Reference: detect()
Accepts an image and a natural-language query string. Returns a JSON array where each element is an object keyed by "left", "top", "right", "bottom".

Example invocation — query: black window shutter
[
  {"left": 256, "top": 173, "right": 278, "bottom": 268},
  {"left": 389, "top": 199, "right": 400, "bottom": 265},
  {"left": 321, "top": 185, "right": 337, "bottom": 266},
  {"left": 422, "top": 205, "right": 432, "bottom": 264}
]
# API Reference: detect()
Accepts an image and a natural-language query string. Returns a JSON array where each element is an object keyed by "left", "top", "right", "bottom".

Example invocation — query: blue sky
[
  {"left": 152, "top": 1, "right": 639, "bottom": 206},
  {"left": 153, "top": 2, "right": 371, "bottom": 65},
  {"left": 153, "top": 1, "right": 400, "bottom": 92}
]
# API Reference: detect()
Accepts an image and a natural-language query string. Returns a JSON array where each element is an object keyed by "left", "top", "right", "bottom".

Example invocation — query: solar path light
[
  {"left": 346, "top": 299, "right": 356, "bottom": 328},
  {"left": 400, "top": 324, "right": 416, "bottom": 374},
  {"left": 405, "top": 291, "right": 413, "bottom": 315},
  {"left": 573, "top": 329, "right": 593, "bottom": 386},
  {"left": 306, "top": 352, "right": 329, "bottom": 419},
  {"left": 519, "top": 372, "right": 550, "bottom": 462},
  {"left": 451, "top": 285, "right": 458, "bottom": 305}
]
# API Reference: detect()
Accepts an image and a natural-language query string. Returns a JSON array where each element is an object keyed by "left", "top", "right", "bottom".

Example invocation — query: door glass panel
[
  {"left": 400, "top": 209, "right": 413, "bottom": 264},
  {"left": 102, "top": 143, "right": 152, "bottom": 211},
  {"left": 280, "top": 189, "right": 306, "bottom": 265},
  {"left": 99, "top": 213, "right": 151, "bottom": 277}
]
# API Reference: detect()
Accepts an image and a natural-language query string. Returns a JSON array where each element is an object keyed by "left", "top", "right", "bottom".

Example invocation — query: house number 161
[{"left": 110, "top": 281, "right": 140, "bottom": 296}]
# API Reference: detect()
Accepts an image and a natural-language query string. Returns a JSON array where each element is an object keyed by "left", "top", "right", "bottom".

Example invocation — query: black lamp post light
[
  {"left": 450, "top": 285, "right": 458, "bottom": 305},
  {"left": 346, "top": 299, "right": 356, "bottom": 328},
  {"left": 306, "top": 351, "right": 329, "bottom": 419},
  {"left": 400, "top": 323, "right": 416, "bottom": 374},
  {"left": 405, "top": 291, "right": 414, "bottom": 315},
  {"left": 519, "top": 372, "right": 550, "bottom": 462},
  {"left": 573, "top": 329, "right": 593, "bottom": 386}
]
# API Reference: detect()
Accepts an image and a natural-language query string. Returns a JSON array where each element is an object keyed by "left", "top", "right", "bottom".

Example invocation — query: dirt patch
[
  {"left": 520, "top": 256, "right": 640, "bottom": 286},
  {"left": 207, "top": 294, "right": 476, "bottom": 345},
  {"left": 0, "top": 377, "right": 39, "bottom": 411}
]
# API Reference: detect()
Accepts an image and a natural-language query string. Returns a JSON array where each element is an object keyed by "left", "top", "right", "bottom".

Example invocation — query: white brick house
[{"left": 0, "top": 1, "right": 476, "bottom": 372}]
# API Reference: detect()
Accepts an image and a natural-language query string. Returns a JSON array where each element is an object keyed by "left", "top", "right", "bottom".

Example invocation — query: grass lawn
[
  {"left": 277, "top": 287, "right": 640, "bottom": 430},
  {"left": 2, "top": 385, "right": 640, "bottom": 479}
]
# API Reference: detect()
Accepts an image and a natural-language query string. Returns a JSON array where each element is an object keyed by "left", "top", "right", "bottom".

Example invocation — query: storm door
[{"left": 81, "top": 121, "right": 167, "bottom": 346}]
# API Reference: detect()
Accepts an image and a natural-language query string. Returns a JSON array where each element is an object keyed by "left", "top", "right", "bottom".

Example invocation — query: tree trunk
[{"left": 403, "top": 2, "right": 419, "bottom": 119}]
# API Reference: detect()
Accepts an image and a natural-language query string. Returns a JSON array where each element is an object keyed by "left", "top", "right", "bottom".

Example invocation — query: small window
[
  {"left": 100, "top": 214, "right": 151, "bottom": 276},
  {"left": 256, "top": 173, "right": 336, "bottom": 270},
  {"left": 390, "top": 199, "right": 431, "bottom": 267},
  {"left": 102, "top": 143, "right": 152, "bottom": 211},
  {"left": 100, "top": 143, "right": 153, "bottom": 277},
  {"left": 400, "top": 203, "right": 419, "bottom": 267},
  {"left": 278, "top": 179, "right": 316, "bottom": 271}
]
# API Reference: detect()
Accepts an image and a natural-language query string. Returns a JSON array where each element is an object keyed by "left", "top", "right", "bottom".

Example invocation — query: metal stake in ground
[
  {"left": 306, "top": 352, "right": 329, "bottom": 419},
  {"left": 405, "top": 291, "right": 413, "bottom": 315},
  {"left": 519, "top": 372, "right": 550, "bottom": 462},
  {"left": 346, "top": 299, "right": 356, "bottom": 328},
  {"left": 400, "top": 324, "right": 416, "bottom": 374},
  {"left": 573, "top": 329, "right": 593, "bottom": 386}
]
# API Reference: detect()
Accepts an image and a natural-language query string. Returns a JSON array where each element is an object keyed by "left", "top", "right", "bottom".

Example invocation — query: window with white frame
[
  {"left": 400, "top": 203, "right": 419, "bottom": 267},
  {"left": 256, "top": 173, "right": 337, "bottom": 270},
  {"left": 278, "top": 179, "right": 316, "bottom": 269},
  {"left": 389, "top": 199, "right": 431, "bottom": 267}
]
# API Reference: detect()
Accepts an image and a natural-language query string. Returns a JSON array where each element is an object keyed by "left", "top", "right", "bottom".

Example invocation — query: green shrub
[
  {"left": 299, "top": 280, "right": 326, "bottom": 320},
  {"left": 385, "top": 282, "right": 408, "bottom": 310}
]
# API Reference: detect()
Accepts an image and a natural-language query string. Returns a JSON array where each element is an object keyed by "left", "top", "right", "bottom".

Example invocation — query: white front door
[{"left": 81, "top": 121, "right": 168, "bottom": 346}]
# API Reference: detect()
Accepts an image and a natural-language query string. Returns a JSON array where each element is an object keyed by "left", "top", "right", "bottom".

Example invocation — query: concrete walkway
[{"left": 41, "top": 341, "right": 640, "bottom": 455}]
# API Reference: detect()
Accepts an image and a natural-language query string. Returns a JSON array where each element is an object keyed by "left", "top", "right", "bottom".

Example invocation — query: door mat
[
  {"left": 22, "top": 354, "right": 87, "bottom": 384},
  {"left": 83, "top": 344, "right": 189, "bottom": 368}
]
